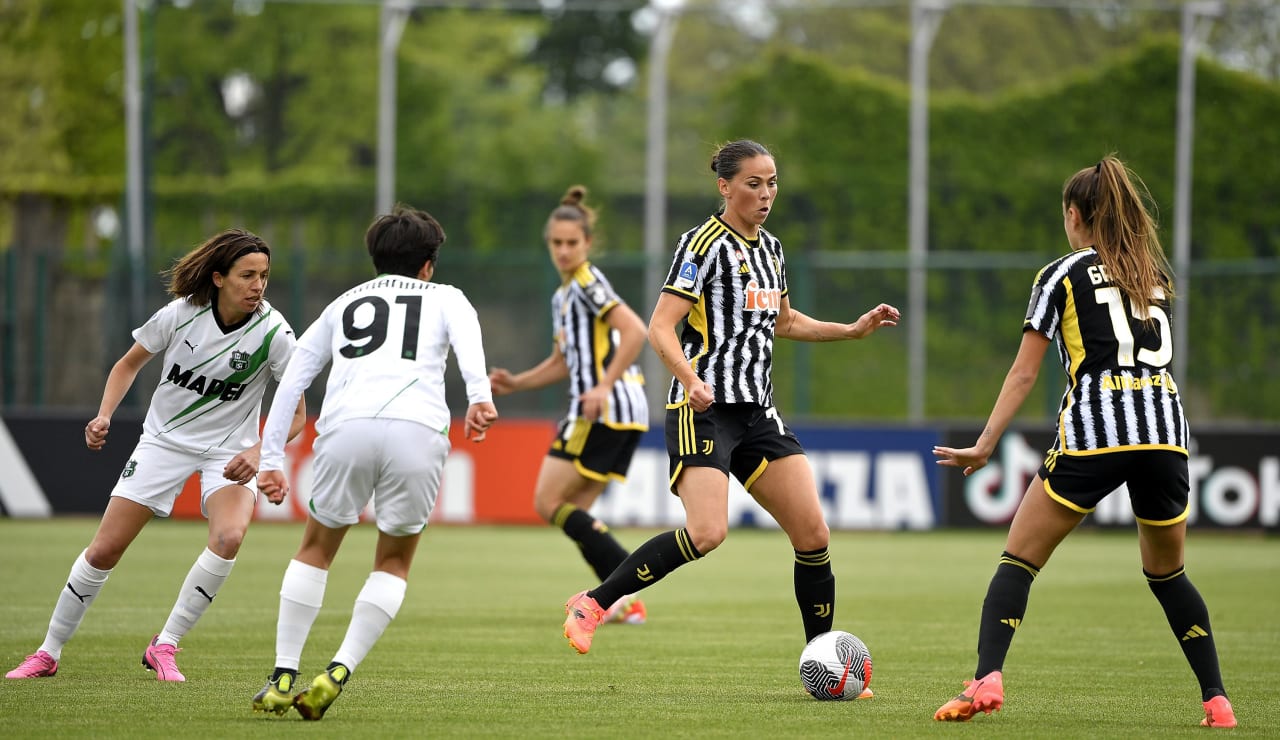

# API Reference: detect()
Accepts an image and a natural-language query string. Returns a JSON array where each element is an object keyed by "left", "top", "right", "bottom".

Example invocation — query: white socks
[
  {"left": 157, "top": 547, "right": 235, "bottom": 646},
  {"left": 39, "top": 550, "right": 111, "bottom": 660},
  {"left": 332, "top": 571, "right": 406, "bottom": 672},
  {"left": 274, "top": 559, "right": 329, "bottom": 671}
]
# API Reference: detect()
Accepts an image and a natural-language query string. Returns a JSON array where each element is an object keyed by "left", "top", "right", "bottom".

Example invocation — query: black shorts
[
  {"left": 664, "top": 402, "right": 805, "bottom": 494},
  {"left": 547, "top": 418, "right": 643, "bottom": 482},
  {"left": 1038, "top": 449, "right": 1190, "bottom": 525}
]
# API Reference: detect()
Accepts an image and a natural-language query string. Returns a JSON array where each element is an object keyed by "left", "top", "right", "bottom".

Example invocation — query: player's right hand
[
  {"left": 85, "top": 416, "right": 111, "bottom": 451},
  {"left": 465, "top": 402, "right": 499, "bottom": 442},
  {"left": 688, "top": 381, "right": 714, "bottom": 413}
]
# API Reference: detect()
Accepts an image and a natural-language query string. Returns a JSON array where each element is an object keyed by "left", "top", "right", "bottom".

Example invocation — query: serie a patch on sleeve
[{"left": 675, "top": 261, "right": 698, "bottom": 290}]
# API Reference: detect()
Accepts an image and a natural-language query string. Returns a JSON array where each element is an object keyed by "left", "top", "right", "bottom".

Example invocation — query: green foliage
[{"left": 1, "top": 520, "right": 1277, "bottom": 738}]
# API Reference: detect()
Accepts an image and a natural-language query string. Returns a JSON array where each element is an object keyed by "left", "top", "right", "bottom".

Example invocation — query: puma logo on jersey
[
  {"left": 744, "top": 279, "right": 781, "bottom": 311},
  {"left": 166, "top": 363, "right": 247, "bottom": 401},
  {"left": 183, "top": 340, "right": 198, "bottom": 353}
]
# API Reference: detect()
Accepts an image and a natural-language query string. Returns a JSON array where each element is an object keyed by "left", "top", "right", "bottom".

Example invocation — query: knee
[
  {"left": 789, "top": 520, "right": 830, "bottom": 553},
  {"left": 686, "top": 524, "right": 728, "bottom": 555},
  {"left": 209, "top": 525, "right": 247, "bottom": 559},
  {"left": 84, "top": 545, "right": 123, "bottom": 571}
]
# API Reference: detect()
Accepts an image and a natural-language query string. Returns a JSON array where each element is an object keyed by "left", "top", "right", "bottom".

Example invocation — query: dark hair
[
  {"left": 365, "top": 204, "right": 446, "bottom": 277},
  {"left": 709, "top": 139, "right": 772, "bottom": 180},
  {"left": 1063, "top": 155, "right": 1172, "bottom": 320},
  {"left": 544, "top": 184, "right": 597, "bottom": 241},
  {"left": 164, "top": 228, "right": 270, "bottom": 307}
]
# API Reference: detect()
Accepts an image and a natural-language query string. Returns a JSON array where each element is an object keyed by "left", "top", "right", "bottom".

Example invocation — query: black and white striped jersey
[
  {"left": 1024, "top": 248, "right": 1187, "bottom": 455},
  {"left": 552, "top": 263, "right": 648, "bottom": 430},
  {"left": 660, "top": 214, "right": 788, "bottom": 407}
]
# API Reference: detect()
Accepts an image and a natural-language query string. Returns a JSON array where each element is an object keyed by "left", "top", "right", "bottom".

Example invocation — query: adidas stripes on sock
[
  {"left": 1146, "top": 566, "right": 1227, "bottom": 701},
  {"left": 975, "top": 551, "right": 1039, "bottom": 678}
]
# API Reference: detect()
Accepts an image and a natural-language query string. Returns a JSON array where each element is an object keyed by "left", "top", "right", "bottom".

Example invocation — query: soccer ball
[{"left": 798, "top": 630, "right": 872, "bottom": 701}]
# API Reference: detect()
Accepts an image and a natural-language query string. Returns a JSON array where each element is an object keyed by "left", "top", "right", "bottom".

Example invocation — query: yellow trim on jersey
[
  {"left": 1135, "top": 504, "right": 1191, "bottom": 527},
  {"left": 599, "top": 420, "right": 649, "bottom": 432},
  {"left": 592, "top": 312, "right": 613, "bottom": 398},
  {"left": 662, "top": 285, "right": 700, "bottom": 301},
  {"left": 687, "top": 294, "right": 710, "bottom": 378},
  {"left": 742, "top": 458, "right": 769, "bottom": 491},
  {"left": 1043, "top": 478, "right": 1095, "bottom": 514},
  {"left": 690, "top": 220, "right": 727, "bottom": 257},
  {"left": 1060, "top": 444, "right": 1189, "bottom": 456},
  {"left": 1056, "top": 277, "right": 1086, "bottom": 449},
  {"left": 572, "top": 263, "right": 594, "bottom": 287}
]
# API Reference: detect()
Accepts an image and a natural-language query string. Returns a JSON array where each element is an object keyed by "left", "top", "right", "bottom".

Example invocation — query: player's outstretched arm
[
  {"left": 934, "top": 331, "right": 1051, "bottom": 476},
  {"left": 489, "top": 347, "right": 569, "bottom": 397},
  {"left": 776, "top": 299, "right": 900, "bottom": 342}
]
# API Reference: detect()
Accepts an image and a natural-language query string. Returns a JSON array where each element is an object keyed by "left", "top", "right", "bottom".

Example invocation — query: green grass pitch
[{"left": 1, "top": 519, "right": 1276, "bottom": 738}]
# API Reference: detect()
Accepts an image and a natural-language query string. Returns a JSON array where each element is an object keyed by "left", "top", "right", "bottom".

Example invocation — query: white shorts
[
  {"left": 110, "top": 435, "right": 258, "bottom": 518},
  {"left": 308, "top": 418, "right": 450, "bottom": 537}
]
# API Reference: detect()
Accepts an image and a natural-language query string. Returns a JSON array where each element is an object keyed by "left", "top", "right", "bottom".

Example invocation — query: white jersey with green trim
[
  {"left": 133, "top": 297, "right": 295, "bottom": 456},
  {"left": 258, "top": 275, "right": 492, "bottom": 472}
]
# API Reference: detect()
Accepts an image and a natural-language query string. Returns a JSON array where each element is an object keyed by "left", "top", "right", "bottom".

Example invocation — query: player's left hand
[
  {"left": 224, "top": 448, "right": 260, "bottom": 485},
  {"left": 465, "top": 402, "right": 499, "bottom": 442},
  {"left": 258, "top": 469, "right": 289, "bottom": 505},
  {"left": 932, "top": 444, "right": 991, "bottom": 476},
  {"left": 849, "top": 303, "right": 900, "bottom": 339}
]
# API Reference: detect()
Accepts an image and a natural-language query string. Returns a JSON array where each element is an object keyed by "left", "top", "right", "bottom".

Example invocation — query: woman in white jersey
[
  {"left": 489, "top": 185, "right": 650, "bottom": 626},
  {"left": 6, "top": 229, "right": 304, "bottom": 683},
  {"left": 250, "top": 205, "right": 497, "bottom": 720},
  {"left": 562, "top": 140, "right": 900, "bottom": 673},
  {"left": 931, "top": 156, "right": 1234, "bottom": 728}
]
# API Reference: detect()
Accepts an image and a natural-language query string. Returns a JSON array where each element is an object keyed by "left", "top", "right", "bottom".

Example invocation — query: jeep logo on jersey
[
  {"left": 229, "top": 351, "right": 250, "bottom": 371},
  {"left": 166, "top": 363, "right": 248, "bottom": 401},
  {"left": 744, "top": 279, "right": 781, "bottom": 311}
]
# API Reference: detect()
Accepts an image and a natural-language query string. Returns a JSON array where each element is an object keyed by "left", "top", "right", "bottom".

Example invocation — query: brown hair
[
  {"left": 1062, "top": 155, "right": 1172, "bottom": 320},
  {"left": 163, "top": 228, "right": 270, "bottom": 307},
  {"left": 544, "top": 185, "right": 597, "bottom": 241},
  {"left": 709, "top": 139, "right": 772, "bottom": 180}
]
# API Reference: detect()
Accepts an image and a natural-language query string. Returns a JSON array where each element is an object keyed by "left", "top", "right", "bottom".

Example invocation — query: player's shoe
[
  {"left": 933, "top": 670, "right": 1003, "bottom": 721},
  {"left": 563, "top": 590, "right": 605, "bottom": 654},
  {"left": 5, "top": 650, "right": 58, "bottom": 679},
  {"left": 293, "top": 664, "right": 348, "bottom": 721},
  {"left": 603, "top": 594, "right": 647, "bottom": 625},
  {"left": 858, "top": 687, "right": 874, "bottom": 699},
  {"left": 141, "top": 635, "right": 186, "bottom": 682},
  {"left": 252, "top": 672, "right": 297, "bottom": 715},
  {"left": 1201, "top": 695, "right": 1237, "bottom": 728}
]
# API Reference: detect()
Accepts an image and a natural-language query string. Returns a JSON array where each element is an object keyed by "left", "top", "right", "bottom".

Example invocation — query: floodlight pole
[
  {"left": 908, "top": 0, "right": 946, "bottom": 423},
  {"left": 1173, "top": 1, "right": 1220, "bottom": 387},
  {"left": 124, "top": 0, "right": 145, "bottom": 331},
  {"left": 643, "top": 4, "right": 681, "bottom": 422},
  {"left": 377, "top": 0, "right": 411, "bottom": 216}
]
